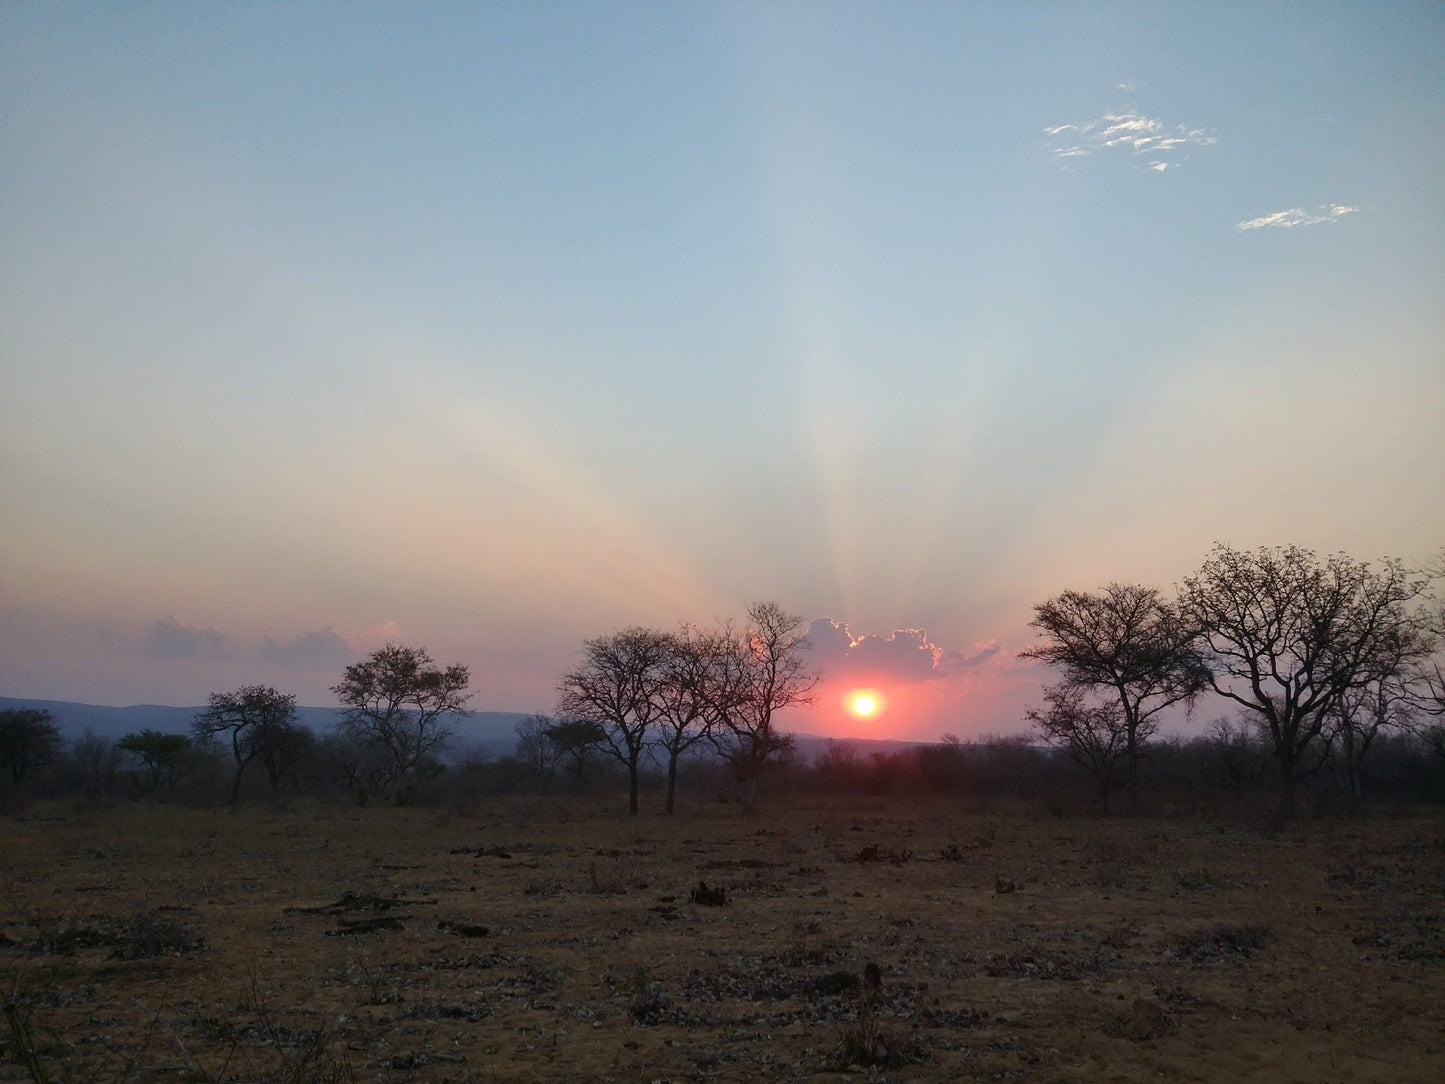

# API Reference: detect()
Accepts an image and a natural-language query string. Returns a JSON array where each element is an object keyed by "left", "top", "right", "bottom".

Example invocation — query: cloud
[
  {"left": 259, "top": 626, "right": 352, "bottom": 670},
  {"left": 804, "top": 619, "right": 1000, "bottom": 686},
  {"left": 145, "top": 617, "right": 228, "bottom": 661},
  {"left": 1236, "top": 204, "right": 1359, "bottom": 231},
  {"left": 1044, "top": 107, "right": 1215, "bottom": 171}
]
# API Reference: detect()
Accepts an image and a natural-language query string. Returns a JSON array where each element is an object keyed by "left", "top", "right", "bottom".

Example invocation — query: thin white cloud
[
  {"left": 1236, "top": 204, "right": 1360, "bottom": 231},
  {"left": 1044, "top": 107, "right": 1215, "bottom": 171}
]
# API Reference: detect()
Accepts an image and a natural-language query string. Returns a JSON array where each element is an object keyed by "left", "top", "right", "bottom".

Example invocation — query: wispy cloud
[
  {"left": 1044, "top": 108, "right": 1216, "bottom": 171},
  {"left": 1236, "top": 204, "right": 1359, "bottom": 231},
  {"left": 259, "top": 626, "right": 352, "bottom": 670},
  {"left": 145, "top": 617, "right": 228, "bottom": 661}
]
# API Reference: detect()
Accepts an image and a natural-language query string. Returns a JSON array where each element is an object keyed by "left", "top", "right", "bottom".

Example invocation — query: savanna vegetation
[{"left": 3, "top": 544, "right": 1444, "bottom": 1080}]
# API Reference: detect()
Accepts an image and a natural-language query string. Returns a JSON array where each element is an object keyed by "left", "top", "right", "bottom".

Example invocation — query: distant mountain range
[{"left": 0, "top": 697, "right": 927, "bottom": 764}]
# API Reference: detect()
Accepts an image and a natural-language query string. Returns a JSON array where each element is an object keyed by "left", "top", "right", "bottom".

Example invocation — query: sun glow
[{"left": 846, "top": 689, "right": 884, "bottom": 719}]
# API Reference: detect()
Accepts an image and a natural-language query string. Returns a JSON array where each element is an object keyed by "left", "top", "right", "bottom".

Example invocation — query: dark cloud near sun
[
  {"left": 258, "top": 626, "right": 352, "bottom": 670},
  {"left": 144, "top": 617, "right": 228, "bottom": 661},
  {"left": 804, "top": 619, "right": 999, "bottom": 686}
]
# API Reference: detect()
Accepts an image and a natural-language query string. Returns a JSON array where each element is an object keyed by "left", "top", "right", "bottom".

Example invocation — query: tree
[
  {"left": 545, "top": 718, "right": 607, "bottom": 788},
  {"left": 1323, "top": 616, "right": 1432, "bottom": 813},
  {"left": 1021, "top": 583, "right": 1208, "bottom": 811},
  {"left": 0, "top": 708, "right": 62, "bottom": 784},
  {"left": 192, "top": 685, "right": 299, "bottom": 802},
  {"left": 118, "top": 730, "right": 191, "bottom": 790},
  {"left": 557, "top": 627, "right": 673, "bottom": 814},
  {"left": 1026, "top": 683, "right": 1128, "bottom": 812},
  {"left": 332, "top": 644, "right": 471, "bottom": 792},
  {"left": 68, "top": 730, "right": 122, "bottom": 797},
  {"left": 515, "top": 714, "right": 563, "bottom": 789},
  {"left": 255, "top": 719, "right": 316, "bottom": 791},
  {"left": 1178, "top": 544, "right": 1426, "bottom": 816},
  {"left": 651, "top": 627, "right": 721, "bottom": 814},
  {"left": 710, "top": 602, "right": 817, "bottom": 812}
]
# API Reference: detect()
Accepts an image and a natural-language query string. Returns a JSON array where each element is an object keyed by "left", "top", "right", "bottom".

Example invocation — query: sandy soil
[{"left": 1, "top": 795, "right": 1442, "bottom": 1082}]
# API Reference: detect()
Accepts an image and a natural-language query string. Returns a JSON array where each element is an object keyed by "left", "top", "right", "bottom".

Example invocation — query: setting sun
[{"left": 846, "top": 689, "right": 884, "bottom": 719}]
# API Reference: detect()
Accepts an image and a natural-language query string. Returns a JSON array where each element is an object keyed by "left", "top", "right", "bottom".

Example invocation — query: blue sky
[{"left": 2, "top": 3, "right": 1442, "bottom": 737}]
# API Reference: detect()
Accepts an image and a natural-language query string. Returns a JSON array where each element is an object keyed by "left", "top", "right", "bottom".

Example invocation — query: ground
[{"left": 2, "top": 794, "right": 1442, "bottom": 1082}]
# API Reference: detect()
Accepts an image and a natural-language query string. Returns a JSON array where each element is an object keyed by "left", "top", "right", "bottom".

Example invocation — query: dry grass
[{"left": 1, "top": 795, "right": 1443, "bottom": 1082}]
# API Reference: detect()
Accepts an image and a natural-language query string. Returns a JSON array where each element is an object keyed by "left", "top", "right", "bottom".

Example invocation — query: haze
[{"left": 3, "top": 3, "right": 1442, "bottom": 739}]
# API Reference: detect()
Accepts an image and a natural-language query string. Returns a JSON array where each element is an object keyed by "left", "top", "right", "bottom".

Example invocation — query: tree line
[
  {"left": 1021, "top": 543, "right": 1444, "bottom": 815},
  {"left": 3, "top": 543, "right": 1441, "bottom": 817}
]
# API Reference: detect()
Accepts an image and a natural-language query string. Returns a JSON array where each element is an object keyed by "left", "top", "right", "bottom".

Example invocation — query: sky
[{"left": 3, "top": 3, "right": 1443, "bottom": 741}]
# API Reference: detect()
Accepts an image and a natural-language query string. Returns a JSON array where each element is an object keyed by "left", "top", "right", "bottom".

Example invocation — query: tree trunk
[
  {"left": 1125, "top": 729, "right": 1138, "bottom": 814},
  {"left": 627, "top": 761, "right": 640, "bottom": 816},
  {"left": 230, "top": 762, "right": 247, "bottom": 804},
  {"left": 1277, "top": 753, "right": 1297, "bottom": 819},
  {"left": 665, "top": 753, "right": 678, "bottom": 815}
]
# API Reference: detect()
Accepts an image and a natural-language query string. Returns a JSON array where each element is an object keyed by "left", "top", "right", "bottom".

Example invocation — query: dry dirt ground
[{"left": 2, "top": 795, "right": 1442, "bottom": 1083}]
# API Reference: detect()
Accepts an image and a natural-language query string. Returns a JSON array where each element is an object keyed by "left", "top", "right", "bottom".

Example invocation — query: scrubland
[{"left": 2, "top": 796, "right": 1442, "bottom": 1082}]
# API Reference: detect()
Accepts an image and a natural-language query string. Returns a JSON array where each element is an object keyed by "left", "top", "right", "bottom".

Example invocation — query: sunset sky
[{"left": 3, "top": 4, "right": 1442, "bottom": 740}]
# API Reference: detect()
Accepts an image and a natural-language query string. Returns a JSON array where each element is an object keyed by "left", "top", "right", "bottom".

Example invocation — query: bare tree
[
  {"left": 68, "top": 730, "right": 122, "bottom": 798},
  {"left": 515, "top": 713, "right": 562, "bottom": 789},
  {"left": 556, "top": 627, "right": 673, "bottom": 814},
  {"left": 1411, "top": 547, "right": 1445, "bottom": 722},
  {"left": 1021, "top": 584, "right": 1207, "bottom": 811},
  {"left": 710, "top": 602, "right": 817, "bottom": 812},
  {"left": 1324, "top": 616, "right": 1433, "bottom": 813},
  {"left": 1027, "top": 683, "right": 1128, "bottom": 812},
  {"left": 652, "top": 627, "right": 721, "bottom": 814},
  {"left": 332, "top": 644, "right": 471, "bottom": 792},
  {"left": 1178, "top": 544, "right": 1426, "bottom": 816},
  {"left": 192, "top": 685, "right": 299, "bottom": 802}
]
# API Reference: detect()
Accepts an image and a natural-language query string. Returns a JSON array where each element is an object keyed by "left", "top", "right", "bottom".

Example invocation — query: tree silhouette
[
  {"left": 710, "top": 602, "right": 817, "bottom": 811},
  {"left": 1026, "top": 684, "right": 1127, "bottom": 812},
  {"left": 652, "top": 627, "right": 722, "bottom": 814},
  {"left": 332, "top": 644, "right": 471, "bottom": 792},
  {"left": 118, "top": 730, "right": 191, "bottom": 790},
  {"left": 557, "top": 627, "right": 672, "bottom": 814},
  {"left": 1021, "top": 584, "right": 1207, "bottom": 811},
  {"left": 0, "top": 708, "right": 61, "bottom": 785},
  {"left": 1179, "top": 544, "right": 1425, "bottom": 816},
  {"left": 192, "top": 685, "right": 299, "bottom": 802}
]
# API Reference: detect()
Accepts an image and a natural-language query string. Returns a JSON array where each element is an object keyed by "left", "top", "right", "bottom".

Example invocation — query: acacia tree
[
  {"left": 556, "top": 627, "right": 673, "bottom": 814},
  {"left": 544, "top": 718, "right": 607, "bottom": 788},
  {"left": 1026, "top": 684, "right": 1128, "bottom": 812},
  {"left": 651, "top": 627, "right": 722, "bottom": 814},
  {"left": 332, "top": 644, "right": 471, "bottom": 792},
  {"left": 0, "top": 708, "right": 62, "bottom": 785},
  {"left": 1020, "top": 584, "right": 1207, "bottom": 812},
  {"left": 710, "top": 602, "right": 817, "bottom": 812},
  {"left": 1178, "top": 544, "right": 1425, "bottom": 816},
  {"left": 118, "top": 730, "right": 191, "bottom": 790},
  {"left": 192, "top": 685, "right": 299, "bottom": 802}
]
